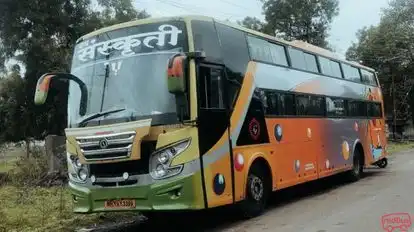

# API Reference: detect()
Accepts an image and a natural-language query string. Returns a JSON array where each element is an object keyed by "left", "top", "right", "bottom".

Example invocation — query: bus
[{"left": 34, "top": 15, "right": 388, "bottom": 217}]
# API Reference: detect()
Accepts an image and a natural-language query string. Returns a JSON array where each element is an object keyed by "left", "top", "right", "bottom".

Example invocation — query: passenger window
[
  {"left": 296, "top": 95, "right": 324, "bottom": 116},
  {"left": 247, "top": 36, "right": 272, "bottom": 63},
  {"left": 319, "top": 57, "right": 333, "bottom": 76},
  {"left": 304, "top": 53, "right": 319, "bottom": 73},
  {"left": 326, "top": 97, "right": 346, "bottom": 117},
  {"left": 199, "top": 65, "right": 225, "bottom": 109},
  {"left": 319, "top": 57, "right": 342, "bottom": 78},
  {"left": 265, "top": 91, "right": 295, "bottom": 116},
  {"left": 289, "top": 48, "right": 307, "bottom": 70},
  {"left": 330, "top": 60, "right": 342, "bottom": 78},
  {"left": 368, "top": 102, "right": 382, "bottom": 117},
  {"left": 348, "top": 100, "right": 367, "bottom": 117},
  {"left": 342, "top": 64, "right": 361, "bottom": 82},
  {"left": 361, "top": 69, "right": 378, "bottom": 86},
  {"left": 269, "top": 43, "right": 288, "bottom": 66}
]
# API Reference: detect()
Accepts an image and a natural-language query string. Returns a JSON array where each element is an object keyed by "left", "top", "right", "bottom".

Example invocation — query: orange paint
[{"left": 39, "top": 75, "right": 53, "bottom": 92}]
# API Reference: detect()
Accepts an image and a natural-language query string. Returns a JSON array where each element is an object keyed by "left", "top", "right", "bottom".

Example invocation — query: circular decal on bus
[
  {"left": 294, "top": 160, "right": 301, "bottom": 173},
  {"left": 249, "top": 118, "right": 260, "bottom": 141},
  {"left": 213, "top": 173, "right": 226, "bottom": 195},
  {"left": 342, "top": 141, "right": 350, "bottom": 161},
  {"left": 234, "top": 153, "right": 245, "bottom": 172},
  {"left": 275, "top": 124, "right": 283, "bottom": 142}
]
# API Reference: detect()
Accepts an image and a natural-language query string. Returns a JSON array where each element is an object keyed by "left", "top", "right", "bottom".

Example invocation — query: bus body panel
[{"left": 62, "top": 15, "right": 387, "bottom": 213}]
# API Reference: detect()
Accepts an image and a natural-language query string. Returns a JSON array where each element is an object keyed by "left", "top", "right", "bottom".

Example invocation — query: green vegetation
[
  {"left": 239, "top": 0, "right": 340, "bottom": 49},
  {"left": 387, "top": 141, "right": 414, "bottom": 155},
  {"left": 0, "top": 186, "right": 139, "bottom": 232}
]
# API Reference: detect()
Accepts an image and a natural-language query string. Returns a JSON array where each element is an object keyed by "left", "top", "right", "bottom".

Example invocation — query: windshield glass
[{"left": 68, "top": 21, "right": 188, "bottom": 127}]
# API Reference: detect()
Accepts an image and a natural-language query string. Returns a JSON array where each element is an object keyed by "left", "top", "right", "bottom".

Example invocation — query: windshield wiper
[{"left": 78, "top": 108, "right": 126, "bottom": 126}]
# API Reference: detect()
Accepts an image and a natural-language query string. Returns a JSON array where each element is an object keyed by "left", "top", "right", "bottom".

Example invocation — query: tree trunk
[{"left": 25, "top": 138, "right": 30, "bottom": 158}]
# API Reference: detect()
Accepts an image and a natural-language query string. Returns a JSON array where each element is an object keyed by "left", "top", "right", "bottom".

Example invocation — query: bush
[{"left": 7, "top": 146, "right": 67, "bottom": 187}]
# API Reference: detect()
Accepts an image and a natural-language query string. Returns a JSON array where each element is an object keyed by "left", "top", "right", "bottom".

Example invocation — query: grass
[
  {"left": 0, "top": 147, "right": 24, "bottom": 173},
  {"left": 0, "top": 185, "right": 138, "bottom": 232},
  {"left": 387, "top": 141, "right": 414, "bottom": 155}
]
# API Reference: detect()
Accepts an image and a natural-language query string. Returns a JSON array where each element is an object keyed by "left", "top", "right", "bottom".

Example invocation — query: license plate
[{"left": 104, "top": 199, "right": 136, "bottom": 209}]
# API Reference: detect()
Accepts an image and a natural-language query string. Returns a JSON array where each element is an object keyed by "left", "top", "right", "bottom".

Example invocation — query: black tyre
[
  {"left": 239, "top": 163, "right": 271, "bottom": 218},
  {"left": 346, "top": 148, "right": 363, "bottom": 182},
  {"left": 377, "top": 158, "right": 388, "bottom": 169}
]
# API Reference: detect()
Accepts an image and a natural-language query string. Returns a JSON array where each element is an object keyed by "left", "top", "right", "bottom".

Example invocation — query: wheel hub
[{"left": 250, "top": 176, "right": 264, "bottom": 201}]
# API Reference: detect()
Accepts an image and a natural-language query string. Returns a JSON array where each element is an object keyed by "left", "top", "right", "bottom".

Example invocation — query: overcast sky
[{"left": 136, "top": 0, "right": 390, "bottom": 55}]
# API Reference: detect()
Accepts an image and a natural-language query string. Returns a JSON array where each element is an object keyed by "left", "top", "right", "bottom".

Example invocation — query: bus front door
[{"left": 196, "top": 63, "right": 234, "bottom": 208}]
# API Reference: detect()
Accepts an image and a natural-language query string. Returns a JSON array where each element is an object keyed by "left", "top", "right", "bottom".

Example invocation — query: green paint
[
  {"left": 168, "top": 77, "right": 186, "bottom": 94},
  {"left": 34, "top": 90, "right": 48, "bottom": 105},
  {"left": 69, "top": 172, "right": 204, "bottom": 213}
]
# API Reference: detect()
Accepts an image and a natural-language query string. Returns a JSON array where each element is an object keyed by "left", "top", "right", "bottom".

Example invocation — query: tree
[
  {"left": 261, "top": 0, "right": 339, "bottom": 48},
  {"left": 346, "top": 0, "right": 414, "bottom": 129},
  {"left": 238, "top": 16, "right": 267, "bottom": 33},
  {"left": 0, "top": 0, "right": 149, "bottom": 145}
]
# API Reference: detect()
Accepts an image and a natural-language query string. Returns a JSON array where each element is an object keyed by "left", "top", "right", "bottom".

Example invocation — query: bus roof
[{"left": 78, "top": 15, "right": 374, "bottom": 72}]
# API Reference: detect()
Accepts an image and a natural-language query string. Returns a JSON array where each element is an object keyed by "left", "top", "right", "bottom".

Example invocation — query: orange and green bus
[{"left": 34, "top": 15, "right": 388, "bottom": 217}]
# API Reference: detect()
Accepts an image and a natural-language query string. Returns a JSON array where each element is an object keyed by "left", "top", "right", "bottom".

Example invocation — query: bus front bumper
[{"left": 69, "top": 173, "right": 202, "bottom": 213}]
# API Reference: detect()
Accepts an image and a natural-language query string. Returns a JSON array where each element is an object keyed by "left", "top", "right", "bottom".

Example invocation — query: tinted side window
[
  {"left": 265, "top": 91, "right": 295, "bottom": 116},
  {"left": 319, "top": 57, "right": 342, "bottom": 78},
  {"left": 296, "top": 95, "right": 324, "bottom": 116},
  {"left": 348, "top": 100, "right": 367, "bottom": 117},
  {"left": 304, "top": 53, "right": 319, "bottom": 73},
  {"left": 199, "top": 66, "right": 225, "bottom": 109},
  {"left": 330, "top": 60, "right": 342, "bottom": 78},
  {"left": 361, "top": 69, "right": 378, "bottom": 86},
  {"left": 269, "top": 43, "right": 288, "bottom": 66},
  {"left": 192, "top": 20, "right": 222, "bottom": 63},
  {"left": 326, "top": 97, "right": 346, "bottom": 117},
  {"left": 247, "top": 36, "right": 273, "bottom": 63},
  {"left": 289, "top": 48, "right": 307, "bottom": 70},
  {"left": 368, "top": 102, "right": 382, "bottom": 117},
  {"left": 216, "top": 24, "right": 250, "bottom": 106},
  {"left": 319, "top": 56, "right": 332, "bottom": 76},
  {"left": 342, "top": 64, "right": 361, "bottom": 82}
]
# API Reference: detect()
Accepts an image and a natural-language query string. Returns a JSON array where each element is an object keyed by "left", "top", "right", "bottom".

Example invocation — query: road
[{"left": 100, "top": 149, "right": 414, "bottom": 232}]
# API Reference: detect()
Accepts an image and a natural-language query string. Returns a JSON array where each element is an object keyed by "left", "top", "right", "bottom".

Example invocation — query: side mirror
[
  {"left": 34, "top": 74, "right": 53, "bottom": 105},
  {"left": 167, "top": 54, "right": 188, "bottom": 94},
  {"left": 167, "top": 51, "right": 206, "bottom": 94},
  {"left": 34, "top": 73, "right": 89, "bottom": 116}
]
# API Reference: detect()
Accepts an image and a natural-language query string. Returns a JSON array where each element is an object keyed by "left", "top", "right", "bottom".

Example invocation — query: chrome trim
[
  {"left": 75, "top": 131, "right": 136, "bottom": 161},
  {"left": 78, "top": 136, "right": 135, "bottom": 148},
  {"left": 82, "top": 144, "right": 132, "bottom": 157},
  {"left": 94, "top": 175, "right": 139, "bottom": 183},
  {"left": 76, "top": 131, "right": 136, "bottom": 141}
]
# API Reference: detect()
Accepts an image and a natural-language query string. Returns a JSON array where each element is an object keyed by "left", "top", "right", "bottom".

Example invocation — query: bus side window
[{"left": 199, "top": 66, "right": 226, "bottom": 109}]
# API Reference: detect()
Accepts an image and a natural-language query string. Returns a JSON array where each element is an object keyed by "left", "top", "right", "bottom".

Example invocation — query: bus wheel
[
  {"left": 239, "top": 162, "right": 270, "bottom": 218},
  {"left": 346, "top": 148, "right": 363, "bottom": 182},
  {"left": 377, "top": 158, "right": 388, "bottom": 169}
]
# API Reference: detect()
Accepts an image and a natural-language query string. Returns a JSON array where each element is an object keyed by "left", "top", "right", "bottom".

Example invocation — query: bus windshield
[{"left": 68, "top": 21, "right": 188, "bottom": 126}]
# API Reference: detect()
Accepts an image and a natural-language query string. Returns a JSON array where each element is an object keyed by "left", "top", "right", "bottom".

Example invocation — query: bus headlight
[
  {"left": 78, "top": 168, "right": 89, "bottom": 181},
  {"left": 67, "top": 152, "right": 88, "bottom": 183},
  {"left": 150, "top": 139, "right": 190, "bottom": 179}
]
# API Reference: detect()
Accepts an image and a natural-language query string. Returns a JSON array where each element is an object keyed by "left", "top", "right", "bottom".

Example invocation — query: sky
[
  {"left": 4, "top": 0, "right": 391, "bottom": 73},
  {"left": 135, "top": 0, "right": 391, "bottom": 56}
]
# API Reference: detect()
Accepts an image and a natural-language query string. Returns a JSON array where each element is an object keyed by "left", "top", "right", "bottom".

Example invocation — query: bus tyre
[
  {"left": 239, "top": 163, "right": 270, "bottom": 218},
  {"left": 377, "top": 158, "right": 388, "bottom": 169},
  {"left": 346, "top": 148, "right": 363, "bottom": 182}
]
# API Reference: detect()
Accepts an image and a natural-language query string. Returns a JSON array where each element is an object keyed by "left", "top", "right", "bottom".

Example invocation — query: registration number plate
[{"left": 104, "top": 199, "right": 136, "bottom": 209}]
